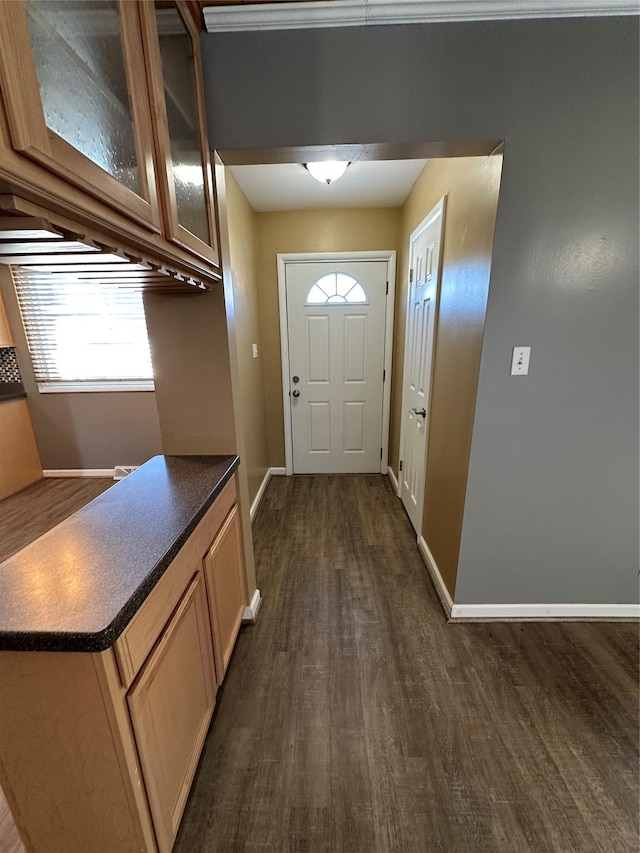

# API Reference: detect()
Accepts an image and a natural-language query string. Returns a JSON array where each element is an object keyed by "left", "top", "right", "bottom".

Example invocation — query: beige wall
[
  {"left": 255, "top": 207, "right": 402, "bottom": 466},
  {"left": 143, "top": 288, "right": 236, "bottom": 455},
  {"left": 390, "top": 155, "right": 503, "bottom": 597},
  {"left": 225, "top": 170, "right": 270, "bottom": 505}
]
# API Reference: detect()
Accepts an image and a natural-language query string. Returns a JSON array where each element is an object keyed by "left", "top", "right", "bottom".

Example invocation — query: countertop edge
[{"left": 0, "top": 388, "right": 27, "bottom": 403}]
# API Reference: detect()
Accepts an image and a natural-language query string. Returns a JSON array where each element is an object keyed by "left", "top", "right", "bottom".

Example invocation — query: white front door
[
  {"left": 285, "top": 260, "right": 388, "bottom": 474},
  {"left": 399, "top": 198, "right": 446, "bottom": 532}
]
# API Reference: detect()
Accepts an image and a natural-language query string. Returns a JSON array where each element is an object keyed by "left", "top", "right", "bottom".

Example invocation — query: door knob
[
  {"left": 292, "top": 390, "right": 300, "bottom": 398},
  {"left": 412, "top": 407, "right": 427, "bottom": 418},
  {"left": 292, "top": 375, "right": 300, "bottom": 383}
]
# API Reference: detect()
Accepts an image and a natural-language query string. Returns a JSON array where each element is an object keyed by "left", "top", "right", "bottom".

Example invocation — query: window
[
  {"left": 12, "top": 266, "right": 154, "bottom": 392},
  {"left": 306, "top": 273, "right": 367, "bottom": 305}
]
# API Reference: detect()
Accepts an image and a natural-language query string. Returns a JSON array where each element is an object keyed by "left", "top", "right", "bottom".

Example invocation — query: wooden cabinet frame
[
  {"left": 140, "top": 0, "right": 220, "bottom": 268},
  {"left": 0, "top": 399, "right": 42, "bottom": 500},
  {"left": 0, "top": 1, "right": 161, "bottom": 232},
  {"left": 0, "top": 291, "right": 13, "bottom": 346}
]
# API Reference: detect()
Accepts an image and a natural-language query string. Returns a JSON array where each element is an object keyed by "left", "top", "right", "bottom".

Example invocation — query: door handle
[
  {"left": 292, "top": 390, "right": 300, "bottom": 398},
  {"left": 412, "top": 407, "right": 427, "bottom": 418}
]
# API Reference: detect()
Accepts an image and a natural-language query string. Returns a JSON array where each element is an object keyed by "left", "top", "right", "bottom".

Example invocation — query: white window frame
[
  {"left": 12, "top": 266, "right": 155, "bottom": 394},
  {"left": 305, "top": 273, "right": 369, "bottom": 306},
  {"left": 37, "top": 380, "right": 154, "bottom": 394}
]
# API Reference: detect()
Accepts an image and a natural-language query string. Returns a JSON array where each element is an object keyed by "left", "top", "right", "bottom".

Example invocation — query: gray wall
[
  {"left": 201, "top": 17, "right": 639, "bottom": 605},
  {"left": 0, "top": 267, "right": 162, "bottom": 470}
]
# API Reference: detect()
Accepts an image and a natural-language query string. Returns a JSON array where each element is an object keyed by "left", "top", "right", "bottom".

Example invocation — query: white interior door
[
  {"left": 285, "top": 260, "right": 388, "bottom": 474},
  {"left": 399, "top": 198, "right": 445, "bottom": 533}
]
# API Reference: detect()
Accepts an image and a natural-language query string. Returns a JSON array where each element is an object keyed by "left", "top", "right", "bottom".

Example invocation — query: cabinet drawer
[
  {"left": 114, "top": 475, "right": 236, "bottom": 687},
  {"left": 127, "top": 571, "right": 216, "bottom": 853}
]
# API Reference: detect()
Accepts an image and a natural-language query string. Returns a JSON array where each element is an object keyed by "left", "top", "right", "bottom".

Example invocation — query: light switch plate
[
  {"left": 511, "top": 346, "right": 531, "bottom": 375},
  {"left": 252, "top": 343, "right": 259, "bottom": 359}
]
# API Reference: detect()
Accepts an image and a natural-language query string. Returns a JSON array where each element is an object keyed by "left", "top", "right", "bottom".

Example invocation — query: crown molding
[{"left": 204, "top": 0, "right": 639, "bottom": 32}]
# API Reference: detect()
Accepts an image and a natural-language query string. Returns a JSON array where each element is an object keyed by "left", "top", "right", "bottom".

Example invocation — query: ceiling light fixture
[{"left": 304, "top": 161, "right": 350, "bottom": 185}]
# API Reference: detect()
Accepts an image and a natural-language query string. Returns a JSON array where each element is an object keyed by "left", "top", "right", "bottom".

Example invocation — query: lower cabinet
[
  {"left": 119, "top": 476, "right": 246, "bottom": 851},
  {"left": 0, "top": 474, "right": 248, "bottom": 853},
  {"left": 128, "top": 572, "right": 216, "bottom": 853}
]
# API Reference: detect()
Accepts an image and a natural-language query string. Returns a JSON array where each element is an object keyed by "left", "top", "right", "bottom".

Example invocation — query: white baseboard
[
  {"left": 242, "top": 588, "right": 262, "bottom": 624},
  {"left": 387, "top": 465, "right": 399, "bottom": 495},
  {"left": 416, "top": 535, "right": 638, "bottom": 621},
  {"left": 450, "top": 603, "right": 640, "bottom": 621},
  {"left": 417, "top": 536, "right": 453, "bottom": 618},
  {"left": 250, "top": 469, "right": 272, "bottom": 522},
  {"left": 250, "top": 467, "right": 287, "bottom": 522},
  {"left": 43, "top": 469, "right": 114, "bottom": 478}
]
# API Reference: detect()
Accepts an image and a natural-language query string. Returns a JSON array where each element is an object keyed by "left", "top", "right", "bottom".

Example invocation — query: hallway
[{"left": 174, "top": 475, "right": 638, "bottom": 853}]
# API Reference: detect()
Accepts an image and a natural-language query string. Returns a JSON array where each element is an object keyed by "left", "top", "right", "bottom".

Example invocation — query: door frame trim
[
  {"left": 397, "top": 196, "right": 446, "bottom": 534},
  {"left": 277, "top": 250, "right": 396, "bottom": 476}
]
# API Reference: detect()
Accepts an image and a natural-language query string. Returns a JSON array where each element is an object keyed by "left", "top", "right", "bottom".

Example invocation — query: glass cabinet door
[
  {"left": 142, "top": 1, "right": 219, "bottom": 266},
  {"left": 0, "top": 0, "right": 160, "bottom": 230},
  {"left": 25, "top": 0, "right": 141, "bottom": 195}
]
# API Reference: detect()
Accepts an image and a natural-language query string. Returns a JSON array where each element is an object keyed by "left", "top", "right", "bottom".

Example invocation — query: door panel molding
[{"left": 277, "top": 251, "right": 396, "bottom": 475}]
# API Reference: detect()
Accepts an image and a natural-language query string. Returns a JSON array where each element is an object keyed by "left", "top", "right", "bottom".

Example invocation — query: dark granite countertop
[
  {"left": 0, "top": 454, "right": 239, "bottom": 653},
  {"left": 0, "top": 381, "right": 26, "bottom": 402}
]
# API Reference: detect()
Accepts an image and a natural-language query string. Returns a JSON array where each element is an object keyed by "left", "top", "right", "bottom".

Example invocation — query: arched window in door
[{"left": 306, "top": 273, "right": 367, "bottom": 305}]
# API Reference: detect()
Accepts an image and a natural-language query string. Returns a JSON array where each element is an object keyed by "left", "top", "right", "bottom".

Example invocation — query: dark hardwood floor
[
  {"left": 0, "top": 476, "right": 114, "bottom": 853},
  {"left": 175, "top": 474, "right": 639, "bottom": 853},
  {"left": 0, "top": 476, "right": 113, "bottom": 563},
  {"left": 0, "top": 474, "right": 636, "bottom": 851}
]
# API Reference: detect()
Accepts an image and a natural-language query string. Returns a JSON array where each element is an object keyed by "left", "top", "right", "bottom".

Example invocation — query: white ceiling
[{"left": 229, "top": 159, "right": 428, "bottom": 212}]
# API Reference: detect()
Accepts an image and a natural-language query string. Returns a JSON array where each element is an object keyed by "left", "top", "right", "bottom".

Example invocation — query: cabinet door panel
[
  {"left": 128, "top": 572, "right": 216, "bottom": 853},
  {"left": 0, "top": 293, "right": 13, "bottom": 346},
  {"left": 0, "top": 399, "right": 42, "bottom": 501},
  {"left": 0, "top": 0, "right": 160, "bottom": 231},
  {"left": 26, "top": 0, "right": 141, "bottom": 195},
  {"left": 140, "top": 1, "right": 220, "bottom": 266},
  {"left": 203, "top": 505, "right": 246, "bottom": 684}
]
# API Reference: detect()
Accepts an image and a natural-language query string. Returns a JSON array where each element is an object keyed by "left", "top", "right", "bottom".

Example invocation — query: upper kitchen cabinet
[
  {"left": 0, "top": 0, "right": 161, "bottom": 232},
  {"left": 141, "top": 1, "right": 220, "bottom": 268}
]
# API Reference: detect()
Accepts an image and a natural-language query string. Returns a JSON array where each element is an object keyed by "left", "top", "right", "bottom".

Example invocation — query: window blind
[{"left": 11, "top": 266, "right": 154, "bottom": 389}]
